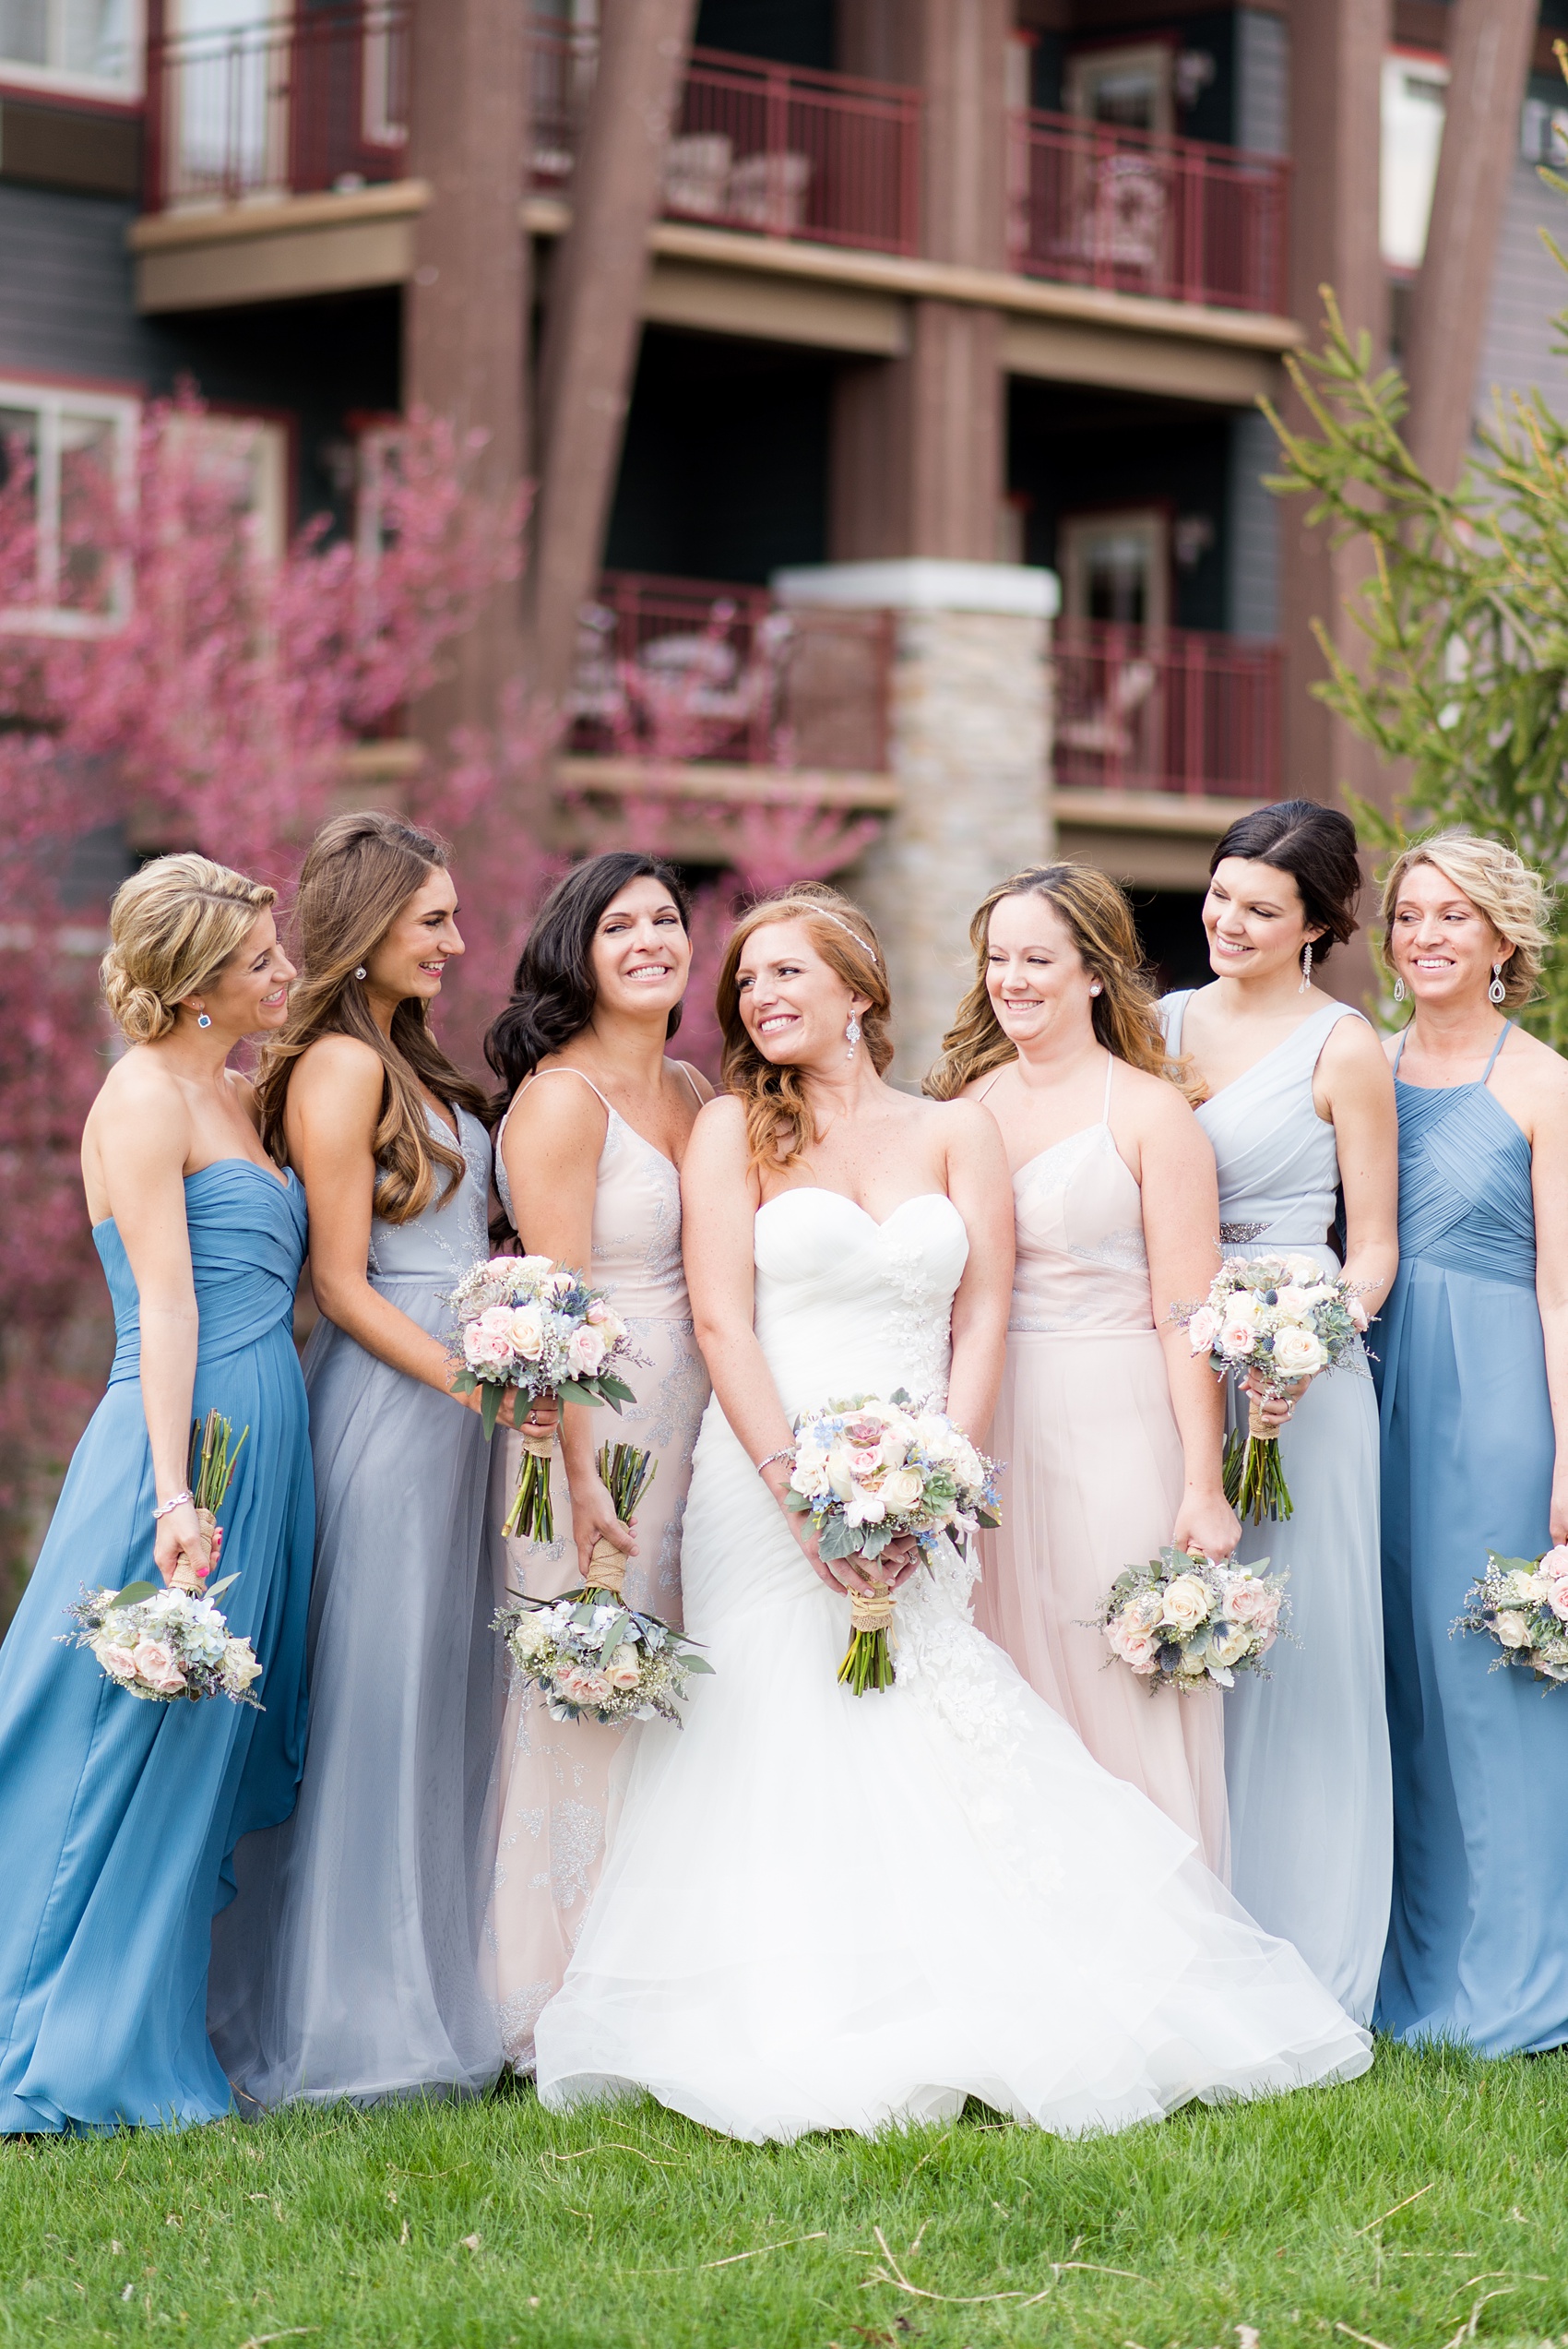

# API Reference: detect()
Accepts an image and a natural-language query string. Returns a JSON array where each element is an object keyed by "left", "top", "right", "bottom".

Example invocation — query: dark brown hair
[
  {"left": 925, "top": 863, "right": 1195, "bottom": 1101},
  {"left": 1209, "top": 799, "right": 1361, "bottom": 964},
  {"left": 716, "top": 882, "right": 891, "bottom": 1171},
  {"left": 256, "top": 810, "right": 490, "bottom": 1222}
]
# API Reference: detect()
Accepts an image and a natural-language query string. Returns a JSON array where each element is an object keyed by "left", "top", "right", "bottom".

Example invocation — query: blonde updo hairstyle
[
  {"left": 925, "top": 862, "right": 1196, "bottom": 1102},
  {"left": 1380, "top": 829, "right": 1552, "bottom": 1011},
  {"left": 101, "top": 854, "right": 276, "bottom": 1044},
  {"left": 716, "top": 882, "right": 892, "bottom": 1171}
]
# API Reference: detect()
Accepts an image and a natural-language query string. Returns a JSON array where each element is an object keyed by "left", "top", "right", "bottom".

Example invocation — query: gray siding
[
  {"left": 0, "top": 183, "right": 162, "bottom": 385},
  {"left": 1235, "top": 8, "right": 1289, "bottom": 158},
  {"left": 1473, "top": 150, "right": 1568, "bottom": 436},
  {"left": 1226, "top": 406, "right": 1279, "bottom": 640}
]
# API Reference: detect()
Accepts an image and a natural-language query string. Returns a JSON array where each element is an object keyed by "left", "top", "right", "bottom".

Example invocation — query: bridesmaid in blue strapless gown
[
  {"left": 0, "top": 854, "right": 314, "bottom": 2133},
  {"left": 1377, "top": 1020, "right": 1568, "bottom": 2051}
]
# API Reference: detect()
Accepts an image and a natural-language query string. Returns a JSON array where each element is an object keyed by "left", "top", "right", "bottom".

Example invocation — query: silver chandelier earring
[
  {"left": 1392, "top": 975, "right": 1406, "bottom": 1005},
  {"left": 1490, "top": 961, "right": 1507, "bottom": 1007},
  {"left": 1299, "top": 940, "right": 1313, "bottom": 994},
  {"left": 354, "top": 965, "right": 367, "bottom": 982},
  {"left": 845, "top": 1014, "right": 861, "bottom": 1061}
]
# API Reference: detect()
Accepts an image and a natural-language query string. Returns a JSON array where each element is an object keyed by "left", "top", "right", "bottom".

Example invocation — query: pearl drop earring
[
  {"left": 845, "top": 1014, "right": 861, "bottom": 1061},
  {"left": 354, "top": 966, "right": 367, "bottom": 982}
]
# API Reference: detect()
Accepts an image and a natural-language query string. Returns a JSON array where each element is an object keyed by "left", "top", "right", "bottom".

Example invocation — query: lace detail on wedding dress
[{"left": 878, "top": 1224, "right": 952, "bottom": 1402}]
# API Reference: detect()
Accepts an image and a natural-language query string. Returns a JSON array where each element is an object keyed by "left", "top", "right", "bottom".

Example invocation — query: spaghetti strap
[
  {"left": 673, "top": 1060, "right": 706, "bottom": 1110},
  {"left": 1101, "top": 1051, "right": 1114, "bottom": 1122},
  {"left": 976, "top": 1069, "right": 1008, "bottom": 1103},
  {"left": 1481, "top": 1019, "right": 1515, "bottom": 1084},
  {"left": 521, "top": 1066, "right": 616, "bottom": 1116},
  {"left": 1393, "top": 1028, "right": 1409, "bottom": 1075}
]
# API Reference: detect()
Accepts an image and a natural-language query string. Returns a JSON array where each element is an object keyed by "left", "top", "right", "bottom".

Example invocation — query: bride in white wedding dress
[{"left": 533, "top": 884, "right": 1372, "bottom": 2142}]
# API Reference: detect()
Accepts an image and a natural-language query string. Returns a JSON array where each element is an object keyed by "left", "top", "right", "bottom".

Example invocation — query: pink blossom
[
  {"left": 1550, "top": 1583, "right": 1568, "bottom": 1625},
  {"left": 567, "top": 1325, "right": 607, "bottom": 1377},
  {"left": 1348, "top": 1294, "right": 1369, "bottom": 1332},
  {"left": 1542, "top": 1545, "right": 1568, "bottom": 1583},
  {"left": 1224, "top": 1579, "right": 1280, "bottom": 1629},
  {"left": 101, "top": 1643, "right": 139, "bottom": 1681},
  {"left": 465, "top": 1327, "right": 514, "bottom": 1369},
  {"left": 1187, "top": 1306, "right": 1220, "bottom": 1355},
  {"left": 131, "top": 1638, "right": 186, "bottom": 1692}
]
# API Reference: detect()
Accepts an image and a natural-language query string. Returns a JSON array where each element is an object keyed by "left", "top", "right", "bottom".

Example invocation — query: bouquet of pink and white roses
[
  {"left": 446, "top": 1255, "right": 638, "bottom": 1542},
  {"left": 783, "top": 1390, "right": 1001, "bottom": 1695},
  {"left": 1181, "top": 1254, "right": 1368, "bottom": 1523},
  {"left": 1093, "top": 1545, "right": 1289, "bottom": 1694},
  {"left": 65, "top": 1575, "right": 262, "bottom": 1706},
  {"left": 1455, "top": 1546, "right": 1568, "bottom": 1687},
  {"left": 493, "top": 1440, "right": 711, "bottom": 1724}
]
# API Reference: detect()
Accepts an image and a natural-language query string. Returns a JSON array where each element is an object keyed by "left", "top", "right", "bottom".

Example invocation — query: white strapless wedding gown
[{"left": 533, "top": 1190, "right": 1372, "bottom": 2141}]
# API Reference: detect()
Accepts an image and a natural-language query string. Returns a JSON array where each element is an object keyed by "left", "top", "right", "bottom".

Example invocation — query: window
[
  {"left": 167, "top": 411, "right": 290, "bottom": 564},
  {"left": 1381, "top": 50, "right": 1447, "bottom": 273},
  {"left": 0, "top": 379, "right": 137, "bottom": 636},
  {"left": 0, "top": 0, "right": 140, "bottom": 97},
  {"left": 1060, "top": 508, "right": 1170, "bottom": 631},
  {"left": 1064, "top": 44, "right": 1173, "bottom": 137}
]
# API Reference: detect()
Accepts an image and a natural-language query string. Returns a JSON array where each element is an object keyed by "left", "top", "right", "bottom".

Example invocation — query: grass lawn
[{"left": 5, "top": 2045, "right": 1568, "bottom": 2348}]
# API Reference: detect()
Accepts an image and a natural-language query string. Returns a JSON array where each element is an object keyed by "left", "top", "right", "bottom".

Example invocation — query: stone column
[{"left": 773, "top": 559, "right": 1058, "bottom": 1088}]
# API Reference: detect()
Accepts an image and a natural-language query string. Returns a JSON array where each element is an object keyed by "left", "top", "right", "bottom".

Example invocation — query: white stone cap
[{"left": 770, "top": 558, "right": 1060, "bottom": 618}]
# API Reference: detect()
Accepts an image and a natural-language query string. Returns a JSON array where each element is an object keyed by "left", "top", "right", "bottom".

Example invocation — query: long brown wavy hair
[
  {"left": 716, "top": 882, "right": 893, "bottom": 1172},
  {"left": 924, "top": 863, "right": 1195, "bottom": 1102},
  {"left": 256, "top": 810, "right": 491, "bottom": 1222}
]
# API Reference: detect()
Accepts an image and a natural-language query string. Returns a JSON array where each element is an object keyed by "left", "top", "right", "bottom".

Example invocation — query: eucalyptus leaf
[
  {"left": 480, "top": 1382, "right": 505, "bottom": 1441},
  {"left": 111, "top": 1581, "right": 158, "bottom": 1610},
  {"left": 203, "top": 1572, "right": 240, "bottom": 1602}
]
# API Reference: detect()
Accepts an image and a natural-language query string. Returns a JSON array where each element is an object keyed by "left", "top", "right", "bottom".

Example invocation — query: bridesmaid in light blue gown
[
  {"left": 1162, "top": 802, "right": 1397, "bottom": 2025},
  {"left": 1374, "top": 832, "right": 1568, "bottom": 2055},
  {"left": 209, "top": 812, "right": 554, "bottom": 2109},
  {"left": 0, "top": 855, "right": 312, "bottom": 2132}
]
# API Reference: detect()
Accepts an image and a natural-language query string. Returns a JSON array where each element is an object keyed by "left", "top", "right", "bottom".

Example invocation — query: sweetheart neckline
[
  {"left": 755, "top": 1186, "right": 961, "bottom": 1233},
  {"left": 91, "top": 1158, "right": 298, "bottom": 1233}
]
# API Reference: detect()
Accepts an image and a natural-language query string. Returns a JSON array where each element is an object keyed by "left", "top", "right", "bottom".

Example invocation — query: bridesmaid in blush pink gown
[
  {"left": 477, "top": 854, "right": 711, "bottom": 2072},
  {"left": 927, "top": 864, "right": 1238, "bottom": 1875}
]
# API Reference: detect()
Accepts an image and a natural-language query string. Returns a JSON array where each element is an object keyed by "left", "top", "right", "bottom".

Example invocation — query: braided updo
[{"left": 101, "top": 854, "right": 276, "bottom": 1043}]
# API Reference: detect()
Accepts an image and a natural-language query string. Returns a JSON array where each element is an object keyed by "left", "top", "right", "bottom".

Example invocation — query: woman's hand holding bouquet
[
  {"left": 446, "top": 1255, "right": 638, "bottom": 1541},
  {"left": 781, "top": 1391, "right": 1000, "bottom": 1695},
  {"left": 1180, "top": 1253, "right": 1369, "bottom": 1524}
]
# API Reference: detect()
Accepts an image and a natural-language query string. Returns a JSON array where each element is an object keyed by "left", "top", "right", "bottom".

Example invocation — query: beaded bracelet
[
  {"left": 152, "top": 1488, "right": 194, "bottom": 1520},
  {"left": 756, "top": 1447, "right": 796, "bottom": 1473}
]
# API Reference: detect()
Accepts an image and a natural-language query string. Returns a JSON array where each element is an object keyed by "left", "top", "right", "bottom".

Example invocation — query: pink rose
[
  {"left": 1348, "top": 1294, "right": 1369, "bottom": 1332},
  {"left": 465, "top": 1326, "right": 513, "bottom": 1369},
  {"left": 1187, "top": 1306, "right": 1221, "bottom": 1355},
  {"left": 1224, "top": 1579, "right": 1278, "bottom": 1628},
  {"left": 606, "top": 1653, "right": 642, "bottom": 1690},
  {"left": 132, "top": 1638, "right": 187, "bottom": 1693},
  {"left": 1542, "top": 1545, "right": 1568, "bottom": 1583},
  {"left": 101, "top": 1643, "right": 138, "bottom": 1681},
  {"left": 567, "top": 1324, "right": 607, "bottom": 1377},
  {"left": 1550, "top": 1584, "right": 1568, "bottom": 1625}
]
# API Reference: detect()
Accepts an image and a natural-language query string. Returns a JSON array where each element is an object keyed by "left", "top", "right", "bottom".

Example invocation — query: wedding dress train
[{"left": 534, "top": 1187, "right": 1371, "bottom": 2141}]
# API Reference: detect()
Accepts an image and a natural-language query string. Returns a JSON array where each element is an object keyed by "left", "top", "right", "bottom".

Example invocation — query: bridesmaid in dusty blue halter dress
[
  {"left": 1374, "top": 834, "right": 1568, "bottom": 2054},
  {"left": 0, "top": 855, "right": 313, "bottom": 2132},
  {"left": 1161, "top": 802, "right": 1398, "bottom": 2026}
]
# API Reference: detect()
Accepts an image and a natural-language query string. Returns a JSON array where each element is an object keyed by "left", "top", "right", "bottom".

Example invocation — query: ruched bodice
[
  {"left": 100, "top": 1162, "right": 306, "bottom": 1380},
  {"left": 1008, "top": 1127, "right": 1153, "bottom": 1334},
  {"left": 496, "top": 1087, "right": 690, "bottom": 1322},
  {"left": 1393, "top": 1071, "right": 1536, "bottom": 1287},
  {"left": 753, "top": 1188, "right": 968, "bottom": 1414},
  {"left": 1162, "top": 994, "right": 1360, "bottom": 1249}
]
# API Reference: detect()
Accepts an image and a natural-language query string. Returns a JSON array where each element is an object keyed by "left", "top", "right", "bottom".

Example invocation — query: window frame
[
  {"left": 0, "top": 376, "right": 140, "bottom": 638},
  {"left": 0, "top": 0, "right": 146, "bottom": 104}
]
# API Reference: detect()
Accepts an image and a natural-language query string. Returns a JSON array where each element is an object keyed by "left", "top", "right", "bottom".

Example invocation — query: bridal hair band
[{"left": 804, "top": 904, "right": 879, "bottom": 966}]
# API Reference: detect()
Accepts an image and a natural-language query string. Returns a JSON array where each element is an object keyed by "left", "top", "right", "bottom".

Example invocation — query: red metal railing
[
  {"left": 145, "top": 4, "right": 410, "bottom": 210},
  {"left": 570, "top": 572, "right": 891, "bottom": 771},
  {"left": 530, "top": 30, "right": 921, "bottom": 256},
  {"left": 1012, "top": 110, "right": 1288, "bottom": 315},
  {"left": 1052, "top": 622, "right": 1281, "bottom": 798}
]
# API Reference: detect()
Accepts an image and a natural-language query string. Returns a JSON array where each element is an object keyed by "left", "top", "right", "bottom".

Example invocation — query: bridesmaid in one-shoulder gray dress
[
  {"left": 1161, "top": 992, "right": 1393, "bottom": 2025},
  {"left": 209, "top": 1105, "right": 502, "bottom": 2105}
]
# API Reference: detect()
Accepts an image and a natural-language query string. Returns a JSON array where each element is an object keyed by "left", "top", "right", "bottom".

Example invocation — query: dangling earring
[
  {"left": 354, "top": 965, "right": 367, "bottom": 982},
  {"left": 1299, "top": 940, "right": 1313, "bottom": 994},
  {"left": 1490, "top": 961, "right": 1507, "bottom": 1007},
  {"left": 845, "top": 1014, "right": 861, "bottom": 1062},
  {"left": 1392, "top": 976, "right": 1406, "bottom": 1005},
  {"left": 196, "top": 1010, "right": 211, "bottom": 1029}
]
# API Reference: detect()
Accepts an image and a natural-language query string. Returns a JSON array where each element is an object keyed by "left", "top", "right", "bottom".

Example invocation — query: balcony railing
[
  {"left": 569, "top": 572, "right": 892, "bottom": 771},
  {"left": 531, "top": 30, "right": 921, "bottom": 256},
  {"left": 1052, "top": 622, "right": 1281, "bottom": 799},
  {"left": 146, "top": 3, "right": 410, "bottom": 210},
  {"left": 1012, "top": 111, "right": 1288, "bottom": 315}
]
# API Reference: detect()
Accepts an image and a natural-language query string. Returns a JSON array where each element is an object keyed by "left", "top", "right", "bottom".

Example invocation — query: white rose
[
  {"left": 1271, "top": 1325, "right": 1327, "bottom": 1380},
  {"left": 605, "top": 1651, "right": 642, "bottom": 1690},
  {"left": 507, "top": 1613, "right": 551, "bottom": 1662},
  {"left": 826, "top": 1449, "right": 855, "bottom": 1502},
  {"left": 1282, "top": 1254, "right": 1323, "bottom": 1285},
  {"left": 1503, "top": 1569, "right": 1547, "bottom": 1605},
  {"left": 507, "top": 1306, "right": 546, "bottom": 1361},
  {"left": 1495, "top": 1610, "right": 1534, "bottom": 1651},
  {"left": 1159, "top": 1574, "right": 1213, "bottom": 1634},
  {"left": 1209, "top": 1624, "right": 1253, "bottom": 1668},
  {"left": 1218, "top": 1296, "right": 1259, "bottom": 1360},
  {"left": 845, "top": 1490, "right": 886, "bottom": 1526},
  {"left": 882, "top": 1467, "right": 925, "bottom": 1511},
  {"left": 1271, "top": 1285, "right": 1314, "bottom": 1325}
]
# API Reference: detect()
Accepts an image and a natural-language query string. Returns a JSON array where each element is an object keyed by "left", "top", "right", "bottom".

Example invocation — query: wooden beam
[
  {"left": 527, "top": 0, "right": 701, "bottom": 703},
  {"left": 1404, "top": 0, "right": 1538, "bottom": 486}
]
